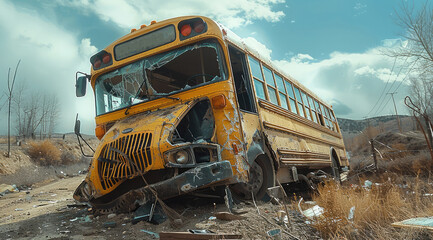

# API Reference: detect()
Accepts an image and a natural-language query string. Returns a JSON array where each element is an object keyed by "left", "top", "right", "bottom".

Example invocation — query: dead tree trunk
[{"left": 6, "top": 60, "right": 21, "bottom": 158}]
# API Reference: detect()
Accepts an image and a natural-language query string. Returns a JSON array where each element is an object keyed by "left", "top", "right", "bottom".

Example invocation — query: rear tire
[{"left": 331, "top": 155, "right": 341, "bottom": 183}]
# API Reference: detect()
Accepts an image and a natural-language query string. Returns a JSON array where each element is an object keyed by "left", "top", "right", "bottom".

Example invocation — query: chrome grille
[{"left": 98, "top": 132, "right": 152, "bottom": 190}]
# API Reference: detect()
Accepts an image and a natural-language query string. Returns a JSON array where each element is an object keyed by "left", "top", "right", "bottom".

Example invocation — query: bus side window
[
  {"left": 285, "top": 80, "right": 298, "bottom": 114},
  {"left": 307, "top": 95, "right": 318, "bottom": 123},
  {"left": 262, "top": 66, "right": 278, "bottom": 105},
  {"left": 275, "top": 74, "right": 289, "bottom": 110},
  {"left": 293, "top": 86, "right": 306, "bottom": 118},
  {"left": 315, "top": 100, "right": 325, "bottom": 126},
  {"left": 229, "top": 46, "right": 256, "bottom": 113}
]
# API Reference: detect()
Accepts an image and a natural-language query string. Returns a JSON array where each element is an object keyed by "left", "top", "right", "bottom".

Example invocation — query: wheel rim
[
  {"left": 250, "top": 162, "right": 264, "bottom": 195},
  {"left": 331, "top": 157, "right": 341, "bottom": 181}
]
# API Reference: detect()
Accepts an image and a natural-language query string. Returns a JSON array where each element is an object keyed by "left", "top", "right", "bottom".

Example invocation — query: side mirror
[
  {"left": 76, "top": 76, "right": 87, "bottom": 97},
  {"left": 74, "top": 119, "right": 81, "bottom": 135}
]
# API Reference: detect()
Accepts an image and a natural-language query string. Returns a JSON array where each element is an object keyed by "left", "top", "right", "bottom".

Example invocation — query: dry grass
[
  {"left": 310, "top": 178, "right": 433, "bottom": 239},
  {"left": 349, "top": 152, "right": 433, "bottom": 177},
  {"left": 27, "top": 140, "right": 62, "bottom": 166},
  {"left": 379, "top": 152, "right": 433, "bottom": 176}
]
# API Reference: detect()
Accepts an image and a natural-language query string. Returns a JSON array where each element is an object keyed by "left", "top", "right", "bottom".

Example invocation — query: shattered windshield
[{"left": 95, "top": 40, "right": 226, "bottom": 115}]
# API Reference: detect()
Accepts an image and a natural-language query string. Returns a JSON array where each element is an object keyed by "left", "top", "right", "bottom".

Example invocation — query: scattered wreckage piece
[
  {"left": 392, "top": 217, "right": 433, "bottom": 231},
  {"left": 132, "top": 201, "right": 167, "bottom": 224},
  {"left": 214, "top": 212, "right": 246, "bottom": 221},
  {"left": 159, "top": 231, "right": 242, "bottom": 240}
]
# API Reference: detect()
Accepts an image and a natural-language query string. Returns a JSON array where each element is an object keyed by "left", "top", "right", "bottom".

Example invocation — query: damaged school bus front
[
  {"left": 74, "top": 17, "right": 249, "bottom": 212},
  {"left": 74, "top": 99, "right": 234, "bottom": 212}
]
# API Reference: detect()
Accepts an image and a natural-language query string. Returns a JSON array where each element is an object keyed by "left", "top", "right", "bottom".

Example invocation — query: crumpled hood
[
  {"left": 79, "top": 101, "right": 195, "bottom": 199},
  {"left": 103, "top": 102, "right": 192, "bottom": 139}
]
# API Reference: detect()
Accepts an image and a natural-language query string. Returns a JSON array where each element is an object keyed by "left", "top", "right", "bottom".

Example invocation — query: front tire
[{"left": 230, "top": 155, "right": 275, "bottom": 201}]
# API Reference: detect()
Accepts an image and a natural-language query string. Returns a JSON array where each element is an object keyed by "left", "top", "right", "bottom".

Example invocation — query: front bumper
[{"left": 74, "top": 160, "right": 233, "bottom": 213}]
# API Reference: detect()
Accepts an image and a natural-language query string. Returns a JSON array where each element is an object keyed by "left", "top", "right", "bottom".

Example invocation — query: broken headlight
[
  {"left": 164, "top": 144, "right": 221, "bottom": 168},
  {"left": 175, "top": 150, "right": 189, "bottom": 164}
]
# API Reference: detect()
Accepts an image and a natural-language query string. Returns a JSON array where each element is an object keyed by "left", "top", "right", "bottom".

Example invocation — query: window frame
[
  {"left": 262, "top": 65, "right": 279, "bottom": 106},
  {"left": 246, "top": 54, "right": 339, "bottom": 132},
  {"left": 248, "top": 56, "right": 268, "bottom": 101}
]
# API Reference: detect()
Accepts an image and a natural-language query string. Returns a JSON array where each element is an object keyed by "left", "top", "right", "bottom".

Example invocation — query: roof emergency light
[
  {"left": 178, "top": 18, "right": 207, "bottom": 41},
  {"left": 90, "top": 50, "right": 113, "bottom": 70}
]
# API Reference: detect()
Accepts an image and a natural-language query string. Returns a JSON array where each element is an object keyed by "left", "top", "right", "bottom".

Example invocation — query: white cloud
[
  {"left": 242, "top": 37, "right": 273, "bottom": 60},
  {"left": 242, "top": 36, "right": 410, "bottom": 119},
  {"left": 354, "top": 3, "right": 367, "bottom": 10},
  {"left": 354, "top": 2, "right": 367, "bottom": 16},
  {"left": 58, "top": 0, "right": 285, "bottom": 29},
  {"left": 291, "top": 53, "right": 314, "bottom": 63},
  {"left": 0, "top": 0, "right": 97, "bottom": 134}
]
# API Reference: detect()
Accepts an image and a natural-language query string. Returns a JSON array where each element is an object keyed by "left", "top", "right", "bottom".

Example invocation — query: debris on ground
[
  {"left": 159, "top": 231, "right": 243, "bottom": 239},
  {"left": 0, "top": 184, "right": 19, "bottom": 195},
  {"left": 103, "top": 221, "right": 117, "bottom": 228},
  {"left": 363, "top": 180, "right": 373, "bottom": 189},
  {"left": 214, "top": 212, "right": 246, "bottom": 221},
  {"left": 140, "top": 229, "right": 160, "bottom": 238},
  {"left": 267, "top": 228, "right": 281, "bottom": 238},
  {"left": 298, "top": 198, "right": 324, "bottom": 220},
  {"left": 392, "top": 217, "right": 433, "bottom": 231},
  {"left": 0, "top": 175, "right": 321, "bottom": 239},
  {"left": 132, "top": 201, "right": 167, "bottom": 224}
]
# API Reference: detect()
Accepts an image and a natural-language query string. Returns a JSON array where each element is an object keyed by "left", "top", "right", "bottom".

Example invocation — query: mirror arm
[
  {"left": 76, "top": 133, "right": 95, "bottom": 157},
  {"left": 74, "top": 114, "right": 95, "bottom": 157},
  {"left": 76, "top": 71, "right": 91, "bottom": 81}
]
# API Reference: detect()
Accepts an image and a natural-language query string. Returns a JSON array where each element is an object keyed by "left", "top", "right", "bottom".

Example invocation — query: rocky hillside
[{"left": 337, "top": 115, "right": 415, "bottom": 134}]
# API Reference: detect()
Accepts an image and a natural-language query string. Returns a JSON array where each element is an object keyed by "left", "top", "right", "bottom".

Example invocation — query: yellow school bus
[{"left": 74, "top": 16, "right": 348, "bottom": 212}]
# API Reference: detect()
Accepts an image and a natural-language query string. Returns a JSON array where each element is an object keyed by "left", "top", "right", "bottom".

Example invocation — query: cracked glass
[{"left": 95, "top": 40, "right": 226, "bottom": 115}]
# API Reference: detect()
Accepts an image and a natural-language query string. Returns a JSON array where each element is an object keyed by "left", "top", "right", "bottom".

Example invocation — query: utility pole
[{"left": 387, "top": 92, "right": 402, "bottom": 133}]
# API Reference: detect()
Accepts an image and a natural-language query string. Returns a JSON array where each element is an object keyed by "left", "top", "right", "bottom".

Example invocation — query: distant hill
[{"left": 337, "top": 115, "right": 415, "bottom": 135}]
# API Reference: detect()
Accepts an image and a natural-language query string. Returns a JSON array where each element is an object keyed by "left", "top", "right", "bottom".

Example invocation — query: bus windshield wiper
[{"left": 151, "top": 93, "right": 181, "bottom": 101}]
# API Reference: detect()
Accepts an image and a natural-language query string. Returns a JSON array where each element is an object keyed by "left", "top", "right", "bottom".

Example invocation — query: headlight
[{"left": 175, "top": 150, "right": 189, "bottom": 164}]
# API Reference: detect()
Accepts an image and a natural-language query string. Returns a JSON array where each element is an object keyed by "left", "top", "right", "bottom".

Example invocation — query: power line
[
  {"left": 375, "top": 96, "right": 392, "bottom": 116},
  {"left": 369, "top": 57, "right": 414, "bottom": 117},
  {"left": 365, "top": 58, "right": 397, "bottom": 117},
  {"left": 373, "top": 59, "right": 418, "bottom": 116},
  {"left": 387, "top": 92, "right": 402, "bottom": 133},
  {"left": 371, "top": 57, "right": 409, "bottom": 116}
]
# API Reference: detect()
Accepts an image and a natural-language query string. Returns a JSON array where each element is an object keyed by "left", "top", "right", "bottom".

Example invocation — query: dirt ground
[
  {"left": 0, "top": 135, "right": 320, "bottom": 240},
  {"left": 0, "top": 174, "right": 320, "bottom": 240}
]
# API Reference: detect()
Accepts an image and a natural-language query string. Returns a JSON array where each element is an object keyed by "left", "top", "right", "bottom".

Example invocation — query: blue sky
[{"left": 0, "top": 0, "right": 424, "bottom": 134}]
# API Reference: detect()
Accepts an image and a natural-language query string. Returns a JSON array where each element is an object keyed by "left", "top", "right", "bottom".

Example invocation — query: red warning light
[
  {"left": 180, "top": 24, "right": 192, "bottom": 37},
  {"left": 93, "top": 59, "right": 102, "bottom": 69}
]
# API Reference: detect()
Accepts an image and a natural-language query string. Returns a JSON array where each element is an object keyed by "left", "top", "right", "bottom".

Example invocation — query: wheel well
[
  {"left": 262, "top": 133, "right": 280, "bottom": 173},
  {"left": 330, "top": 148, "right": 341, "bottom": 169}
]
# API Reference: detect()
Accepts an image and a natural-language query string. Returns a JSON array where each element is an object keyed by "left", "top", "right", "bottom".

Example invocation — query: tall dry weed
[
  {"left": 27, "top": 140, "right": 61, "bottom": 166},
  {"left": 310, "top": 180, "right": 427, "bottom": 239}
]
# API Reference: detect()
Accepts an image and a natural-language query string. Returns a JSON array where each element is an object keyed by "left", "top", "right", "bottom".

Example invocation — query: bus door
[{"left": 228, "top": 46, "right": 263, "bottom": 164}]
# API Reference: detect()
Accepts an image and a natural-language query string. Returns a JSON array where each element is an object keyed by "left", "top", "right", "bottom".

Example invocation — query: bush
[{"left": 27, "top": 140, "right": 61, "bottom": 166}]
